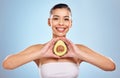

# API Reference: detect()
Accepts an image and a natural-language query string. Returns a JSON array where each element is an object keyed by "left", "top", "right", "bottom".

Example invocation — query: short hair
[{"left": 50, "top": 3, "right": 72, "bottom": 15}]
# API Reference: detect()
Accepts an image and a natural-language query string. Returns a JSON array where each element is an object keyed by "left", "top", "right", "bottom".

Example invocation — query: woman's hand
[
  {"left": 39, "top": 38, "right": 60, "bottom": 58},
  {"left": 58, "top": 37, "right": 80, "bottom": 58}
]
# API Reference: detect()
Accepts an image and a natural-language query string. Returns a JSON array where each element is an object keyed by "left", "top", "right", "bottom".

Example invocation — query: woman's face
[{"left": 48, "top": 8, "right": 72, "bottom": 37}]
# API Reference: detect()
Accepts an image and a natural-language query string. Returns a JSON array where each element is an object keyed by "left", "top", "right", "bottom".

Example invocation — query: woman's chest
[{"left": 40, "top": 57, "right": 80, "bottom": 65}]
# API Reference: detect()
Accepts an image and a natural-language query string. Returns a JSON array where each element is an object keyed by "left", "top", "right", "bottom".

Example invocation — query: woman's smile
[{"left": 56, "top": 27, "right": 66, "bottom": 32}]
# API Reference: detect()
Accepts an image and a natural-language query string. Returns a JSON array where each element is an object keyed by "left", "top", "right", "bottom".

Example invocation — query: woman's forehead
[{"left": 50, "top": 9, "right": 71, "bottom": 18}]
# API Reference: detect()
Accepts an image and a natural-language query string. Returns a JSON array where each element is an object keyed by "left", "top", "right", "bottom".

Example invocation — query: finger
[
  {"left": 60, "top": 37, "right": 73, "bottom": 46},
  {"left": 51, "top": 38, "right": 60, "bottom": 45},
  {"left": 43, "top": 40, "right": 55, "bottom": 51}
]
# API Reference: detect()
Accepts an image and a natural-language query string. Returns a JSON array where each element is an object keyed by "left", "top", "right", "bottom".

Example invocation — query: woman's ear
[
  {"left": 48, "top": 18, "right": 51, "bottom": 26},
  {"left": 70, "top": 20, "right": 72, "bottom": 28}
]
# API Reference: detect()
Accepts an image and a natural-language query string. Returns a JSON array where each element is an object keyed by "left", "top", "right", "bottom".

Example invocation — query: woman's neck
[{"left": 52, "top": 34, "right": 66, "bottom": 38}]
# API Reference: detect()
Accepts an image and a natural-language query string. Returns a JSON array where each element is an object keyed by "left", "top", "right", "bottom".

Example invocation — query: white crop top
[{"left": 39, "top": 62, "right": 79, "bottom": 78}]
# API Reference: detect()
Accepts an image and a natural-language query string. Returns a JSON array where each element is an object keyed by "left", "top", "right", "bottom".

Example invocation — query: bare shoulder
[
  {"left": 24, "top": 44, "right": 44, "bottom": 52},
  {"left": 29, "top": 44, "right": 43, "bottom": 49},
  {"left": 75, "top": 44, "right": 88, "bottom": 49},
  {"left": 19, "top": 44, "right": 44, "bottom": 54},
  {"left": 75, "top": 44, "right": 94, "bottom": 52}
]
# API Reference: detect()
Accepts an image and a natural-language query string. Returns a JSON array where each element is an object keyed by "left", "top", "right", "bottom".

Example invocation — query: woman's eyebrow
[
  {"left": 64, "top": 16, "right": 72, "bottom": 19},
  {"left": 64, "top": 16, "right": 70, "bottom": 18},
  {"left": 52, "top": 15, "right": 59, "bottom": 17},
  {"left": 51, "top": 15, "right": 71, "bottom": 18},
  {"left": 54, "top": 15, "right": 70, "bottom": 18}
]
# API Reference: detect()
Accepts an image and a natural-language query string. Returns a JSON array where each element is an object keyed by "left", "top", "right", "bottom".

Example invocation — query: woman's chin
[
  {"left": 57, "top": 34, "right": 66, "bottom": 37},
  {"left": 53, "top": 33, "right": 66, "bottom": 37}
]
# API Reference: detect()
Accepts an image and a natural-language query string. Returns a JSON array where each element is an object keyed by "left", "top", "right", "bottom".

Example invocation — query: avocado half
[{"left": 53, "top": 40, "right": 67, "bottom": 56}]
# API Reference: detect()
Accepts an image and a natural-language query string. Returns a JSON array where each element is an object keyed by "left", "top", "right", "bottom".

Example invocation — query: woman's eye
[
  {"left": 64, "top": 18, "right": 69, "bottom": 21},
  {"left": 53, "top": 18, "right": 58, "bottom": 20}
]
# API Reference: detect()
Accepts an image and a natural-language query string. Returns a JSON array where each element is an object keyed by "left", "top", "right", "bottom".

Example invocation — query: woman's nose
[{"left": 59, "top": 19, "right": 64, "bottom": 26}]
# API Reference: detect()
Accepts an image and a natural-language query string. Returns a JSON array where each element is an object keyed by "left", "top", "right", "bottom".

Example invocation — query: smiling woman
[
  {"left": 2, "top": 3, "right": 116, "bottom": 78},
  {"left": 48, "top": 4, "right": 72, "bottom": 37}
]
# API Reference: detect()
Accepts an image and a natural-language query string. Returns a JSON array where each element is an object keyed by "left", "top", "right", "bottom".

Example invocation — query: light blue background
[{"left": 0, "top": 0, "right": 120, "bottom": 78}]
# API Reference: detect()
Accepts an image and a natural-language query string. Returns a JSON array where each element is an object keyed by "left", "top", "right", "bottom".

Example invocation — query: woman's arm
[
  {"left": 58, "top": 37, "right": 116, "bottom": 71},
  {"left": 2, "top": 38, "right": 59, "bottom": 70},
  {"left": 76, "top": 44, "right": 116, "bottom": 71},
  {"left": 2, "top": 44, "right": 43, "bottom": 70}
]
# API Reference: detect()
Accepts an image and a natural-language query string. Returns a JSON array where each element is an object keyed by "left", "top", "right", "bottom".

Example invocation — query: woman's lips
[{"left": 56, "top": 27, "right": 66, "bottom": 32}]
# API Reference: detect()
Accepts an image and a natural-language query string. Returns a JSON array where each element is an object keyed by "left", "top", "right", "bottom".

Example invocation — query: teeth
[{"left": 57, "top": 28, "right": 65, "bottom": 31}]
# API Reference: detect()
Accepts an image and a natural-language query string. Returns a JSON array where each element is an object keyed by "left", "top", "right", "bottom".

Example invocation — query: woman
[{"left": 2, "top": 3, "right": 115, "bottom": 78}]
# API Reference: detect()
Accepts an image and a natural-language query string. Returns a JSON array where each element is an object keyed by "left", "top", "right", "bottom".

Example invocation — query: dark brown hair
[{"left": 50, "top": 3, "right": 71, "bottom": 15}]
